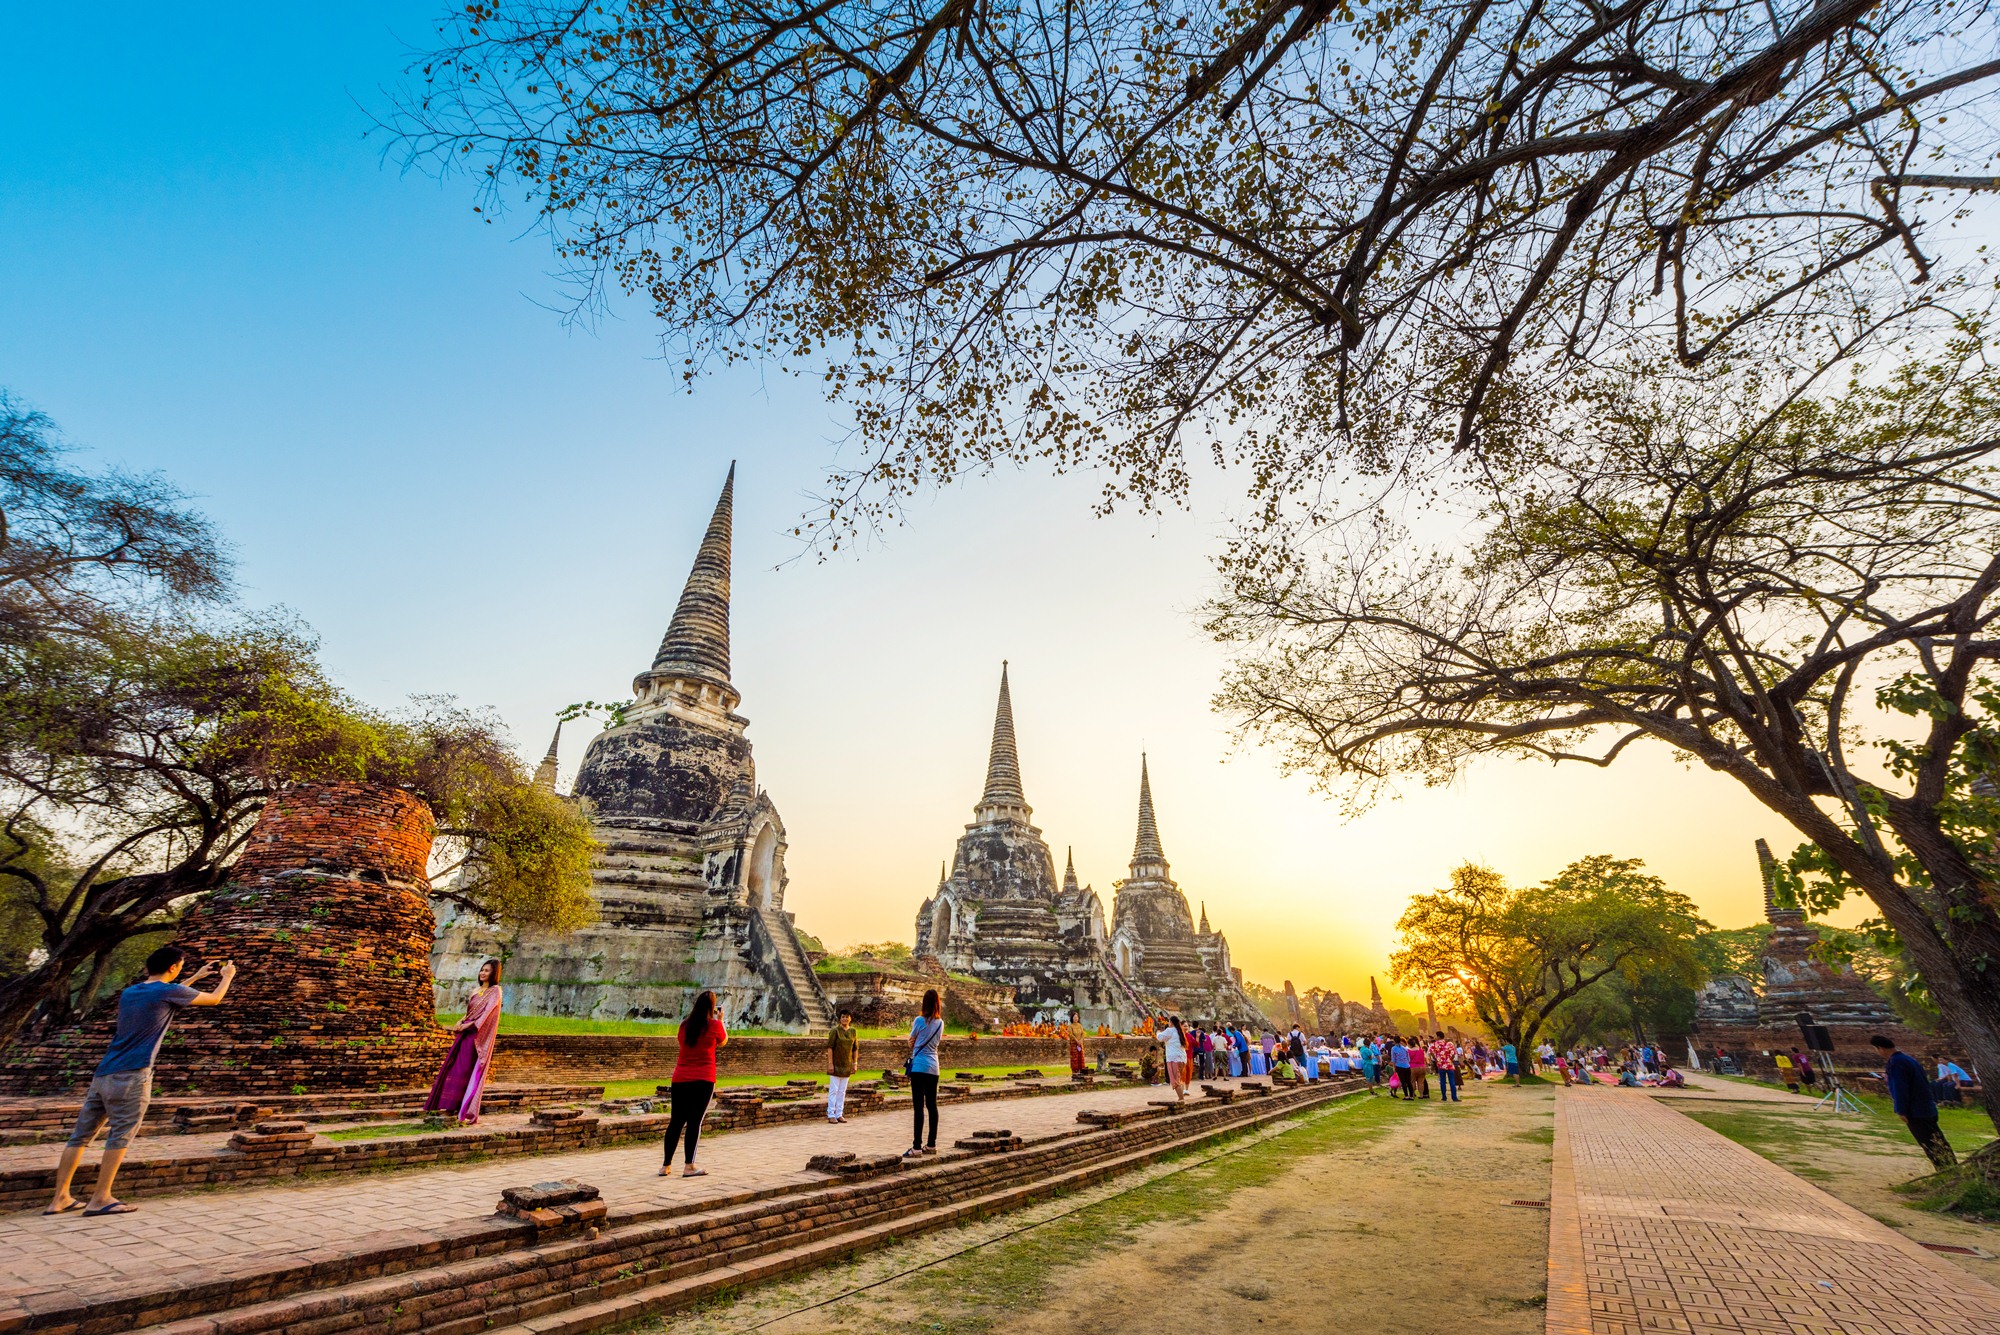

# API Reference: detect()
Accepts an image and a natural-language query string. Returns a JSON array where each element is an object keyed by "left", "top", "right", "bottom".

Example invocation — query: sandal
[
  {"left": 42, "top": 1201, "right": 81, "bottom": 1215},
  {"left": 903, "top": 1147, "right": 924, "bottom": 1158},
  {"left": 682, "top": 1166, "right": 708, "bottom": 1177},
  {"left": 83, "top": 1201, "right": 137, "bottom": 1217}
]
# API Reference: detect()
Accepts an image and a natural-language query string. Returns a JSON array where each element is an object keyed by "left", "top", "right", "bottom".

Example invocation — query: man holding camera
[{"left": 44, "top": 945, "right": 237, "bottom": 1217}]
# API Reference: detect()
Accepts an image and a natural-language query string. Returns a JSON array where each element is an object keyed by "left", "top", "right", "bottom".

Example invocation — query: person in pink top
[
  {"left": 662, "top": 990, "right": 728, "bottom": 1178},
  {"left": 1407, "top": 1036, "right": 1429, "bottom": 1099}
]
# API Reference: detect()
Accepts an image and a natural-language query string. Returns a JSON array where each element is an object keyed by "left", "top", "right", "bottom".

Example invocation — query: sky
[{"left": 0, "top": 5, "right": 1838, "bottom": 1003}]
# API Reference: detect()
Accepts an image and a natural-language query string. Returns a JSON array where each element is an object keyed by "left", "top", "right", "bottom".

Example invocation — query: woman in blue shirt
[{"left": 904, "top": 989, "right": 945, "bottom": 1158}]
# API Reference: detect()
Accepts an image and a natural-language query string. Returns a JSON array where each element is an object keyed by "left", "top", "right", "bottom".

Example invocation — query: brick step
[
  {"left": 116, "top": 1081, "right": 1360, "bottom": 1335},
  {"left": 480, "top": 1081, "right": 1357, "bottom": 1335}
]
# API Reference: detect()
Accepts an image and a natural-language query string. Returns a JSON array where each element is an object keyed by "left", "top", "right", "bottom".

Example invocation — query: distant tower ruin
[
  {"left": 914, "top": 665, "right": 1131, "bottom": 1026},
  {"left": 1106, "top": 755, "right": 1263, "bottom": 1023}
]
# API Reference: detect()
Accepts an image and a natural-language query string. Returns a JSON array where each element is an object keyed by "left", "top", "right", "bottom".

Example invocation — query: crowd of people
[{"left": 44, "top": 955, "right": 1980, "bottom": 1219}]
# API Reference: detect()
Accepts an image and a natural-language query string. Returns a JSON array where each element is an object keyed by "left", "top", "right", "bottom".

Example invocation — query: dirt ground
[
  {"left": 1678, "top": 1100, "right": 2000, "bottom": 1285},
  {"left": 651, "top": 1078, "right": 1557, "bottom": 1335}
]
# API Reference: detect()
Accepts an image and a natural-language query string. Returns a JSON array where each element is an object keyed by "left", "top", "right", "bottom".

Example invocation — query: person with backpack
[
  {"left": 661, "top": 990, "right": 727, "bottom": 1178},
  {"left": 904, "top": 989, "right": 945, "bottom": 1157}
]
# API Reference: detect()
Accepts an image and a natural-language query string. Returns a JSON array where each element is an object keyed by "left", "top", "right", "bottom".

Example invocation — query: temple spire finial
[
  {"left": 1063, "top": 846, "right": 1080, "bottom": 895},
  {"left": 650, "top": 463, "right": 735, "bottom": 687},
  {"left": 1131, "top": 753, "right": 1165, "bottom": 863},
  {"left": 533, "top": 720, "right": 563, "bottom": 791},
  {"left": 1198, "top": 900, "right": 1209, "bottom": 933},
  {"left": 976, "top": 662, "right": 1029, "bottom": 816}
]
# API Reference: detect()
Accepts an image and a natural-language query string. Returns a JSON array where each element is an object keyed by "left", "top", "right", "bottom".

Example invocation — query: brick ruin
[
  {"left": 0, "top": 782, "right": 453, "bottom": 1095},
  {"left": 812, "top": 955, "right": 1022, "bottom": 1030},
  {"left": 1691, "top": 839, "right": 1949, "bottom": 1074}
]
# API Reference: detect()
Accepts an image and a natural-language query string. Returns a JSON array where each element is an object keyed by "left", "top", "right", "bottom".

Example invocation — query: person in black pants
[
  {"left": 662, "top": 990, "right": 727, "bottom": 1177},
  {"left": 1872, "top": 1034, "right": 1956, "bottom": 1169},
  {"left": 904, "top": 988, "right": 945, "bottom": 1158}
]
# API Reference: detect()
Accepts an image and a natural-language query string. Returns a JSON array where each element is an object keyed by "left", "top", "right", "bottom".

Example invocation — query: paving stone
[{"left": 1545, "top": 1089, "right": 2000, "bottom": 1334}]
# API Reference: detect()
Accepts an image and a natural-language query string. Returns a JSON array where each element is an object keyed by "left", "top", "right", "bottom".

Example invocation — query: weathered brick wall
[
  {"left": 0, "top": 783, "right": 454, "bottom": 1096},
  {"left": 489, "top": 1033, "right": 1158, "bottom": 1080},
  {"left": 1691, "top": 1020, "right": 1961, "bottom": 1081}
]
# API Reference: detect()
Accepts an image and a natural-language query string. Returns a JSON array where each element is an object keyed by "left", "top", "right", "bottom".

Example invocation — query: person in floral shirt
[{"left": 1427, "top": 1034, "right": 1462, "bottom": 1103}]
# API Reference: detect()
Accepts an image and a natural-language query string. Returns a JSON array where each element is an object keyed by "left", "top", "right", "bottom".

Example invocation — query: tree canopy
[
  {"left": 0, "top": 614, "right": 599, "bottom": 1043},
  {"left": 1390, "top": 856, "right": 1707, "bottom": 1052},
  {"left": 396, "top": 0, "right": 1996, "bottom": 541},
  {"left": 1217, "top": 344, "right": 2000, "bottom": 1127},
  {"left": 0, "top": 397, "right": 597, "bottom": 1043}
]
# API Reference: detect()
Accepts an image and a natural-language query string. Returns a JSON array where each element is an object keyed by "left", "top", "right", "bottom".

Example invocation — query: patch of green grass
[
  {"left": 322, "top": 1121, "right": 440, "bottom": 1141},
  {"left": 592, "top": 1063, "right": 1084, "bottom": 1103},
  {"left": 882, "top": 1097, "right": 1407, "bottom": 1329},
  {"left": 1511, "top": 1126, "right": 1556, "bottom": 1144}
]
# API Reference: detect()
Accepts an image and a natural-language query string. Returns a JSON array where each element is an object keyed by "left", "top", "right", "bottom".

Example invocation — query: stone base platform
[
  {"left": 0, "top": 1070, "right": 1203, "bottom": 1213},
  {"left": 1, "top": 1076, "right": 1359, "bottom": 1334},
  {"left": 0, "top": 1084, "right": 605, "bottom": 1144}
]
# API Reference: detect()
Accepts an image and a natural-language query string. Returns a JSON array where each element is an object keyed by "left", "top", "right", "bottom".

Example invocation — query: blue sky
[{"left": 1, "top": 4, "right": 1804, "bottom": 991}]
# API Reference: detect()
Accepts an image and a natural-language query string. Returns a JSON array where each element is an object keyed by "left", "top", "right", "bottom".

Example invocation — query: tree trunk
[
  {"left": 1876, "top": 803, "right": 2000, "bottom": 1136},
  {"left": 0, "top": 960, "right": 71, "bottom": 1049}
]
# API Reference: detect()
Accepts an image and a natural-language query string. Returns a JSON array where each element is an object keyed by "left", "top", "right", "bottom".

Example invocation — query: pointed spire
[
  {"left": 1131, "top": 754, "right": 1165, "bottom": 862},
  {"left": 533, "top": 721, "right": 562, "bottom": 791},
  {"left": 1063, "top": 847, "right": 1080, "bottom": 895},
  {"left": 979, "top": 662, "right": 1026, "bottom": 807},
  {"left": 651, "top": 463, "right": 735, "bottom": 686},
  {"left": 1198, "top": 901, "right": 1209, "bottom": 933},
  {"left": 1757, "top": 837, "right": 1801, "bottom": 923},
  {"left": 1369, "top": 976, "right": 1384, "bottom": 1006}
]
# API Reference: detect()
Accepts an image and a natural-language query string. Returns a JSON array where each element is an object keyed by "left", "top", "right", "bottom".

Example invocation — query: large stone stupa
[
  {"left": 432, "top": 467, "right": 832, "bottom": 1033},
  {"left": 1105, "top": 756, "right": 1263, "bottom": 1024},
  {"left": 914, "top": 666, "right": 1139, "bottom": 1028}
]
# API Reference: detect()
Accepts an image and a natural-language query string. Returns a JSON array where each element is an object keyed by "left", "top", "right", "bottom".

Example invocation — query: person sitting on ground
[
  {"left": 1873, "top": 1034, "right": 1956, "bottom": 1169},
  {"left": 1659, "top": 1067, "right": 1686, "bottom": 1089},
  {"left": 46, "top": 945, "right": 236, "bottom": 1217}
]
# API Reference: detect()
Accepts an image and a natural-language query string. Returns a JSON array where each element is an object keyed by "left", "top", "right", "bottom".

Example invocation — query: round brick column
[{"left": 146, "top": 783, "right": 455, "bottom": 1094}]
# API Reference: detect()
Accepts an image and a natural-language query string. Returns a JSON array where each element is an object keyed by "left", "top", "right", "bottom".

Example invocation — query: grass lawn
[
  {"left": 442, "top": 1013, "right": 979, "bottom": 1040},
  {"left": 322, "top": 1121, "right": 439, "bottom": 1141},
  {"left": 590, "top": 1063, "right": 1086, "bottom": 1102}
]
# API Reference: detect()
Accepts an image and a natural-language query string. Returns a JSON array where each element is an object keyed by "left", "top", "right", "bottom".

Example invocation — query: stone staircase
[{"left": 757, "top": 905, "right": 835, "bottom": 1035}]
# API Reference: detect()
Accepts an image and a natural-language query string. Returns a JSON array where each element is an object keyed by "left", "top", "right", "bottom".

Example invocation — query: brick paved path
[
  {"left": 0, "top": 1080, "right": 1169, "bottom": 1315},
  {"left": 1547, "top": 1090, "right": 2000, "bottom": 1334}
]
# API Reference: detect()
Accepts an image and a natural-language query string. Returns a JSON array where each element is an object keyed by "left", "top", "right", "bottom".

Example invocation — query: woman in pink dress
[{"left": 427, "top": 959, "right": 503, "bottom": 1124}]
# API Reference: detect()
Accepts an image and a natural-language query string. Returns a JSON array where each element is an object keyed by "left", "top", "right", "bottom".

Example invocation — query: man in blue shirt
[
  {"left": 1871, "top": 1035, "right": 1956, "bottom": 1169},
  {"left": 45, "top": 945, "right": 236, "bottom": 1216}
]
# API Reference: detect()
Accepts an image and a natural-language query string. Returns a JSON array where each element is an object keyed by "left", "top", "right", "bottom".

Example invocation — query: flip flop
[
  {"left": 682, "top": 1167, "right": 708, "bottom": 1178},
  {"left": 41, "top": 1201, "right": 81, "bottom": 1215},
  {"left": 82, "top": 1201, "right": 136, "bottom": 1217}
]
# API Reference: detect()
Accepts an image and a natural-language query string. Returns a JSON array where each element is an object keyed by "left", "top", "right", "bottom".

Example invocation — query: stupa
[
  {"left": 914, "top": 666, "right": 1139, "bottom": 1027},
  {"left": 431, "top": 467, "right": 832, "bottom": 1032},
  {"left": 1105, "top": 757, "right": 1263, "bottom": 1023}
]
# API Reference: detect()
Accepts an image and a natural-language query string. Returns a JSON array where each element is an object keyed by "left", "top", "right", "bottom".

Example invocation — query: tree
[
  {"left": 1214, "top": 346, "right": 2000, "bottom": 1133},
  {"left": 0, "top": 617, "right": 598, "bottom": 1045},
  {"left": 394, "top": 0, "right": 1996, "bottom": 539},
  {"left": 1390, "top": 856, "right": 1707, "bottom": 1055}
]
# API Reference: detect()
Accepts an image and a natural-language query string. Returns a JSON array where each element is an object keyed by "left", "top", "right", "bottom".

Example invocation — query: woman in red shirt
[{"left": 662, "top": 990, "right": 727, "bottom": 1177}]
